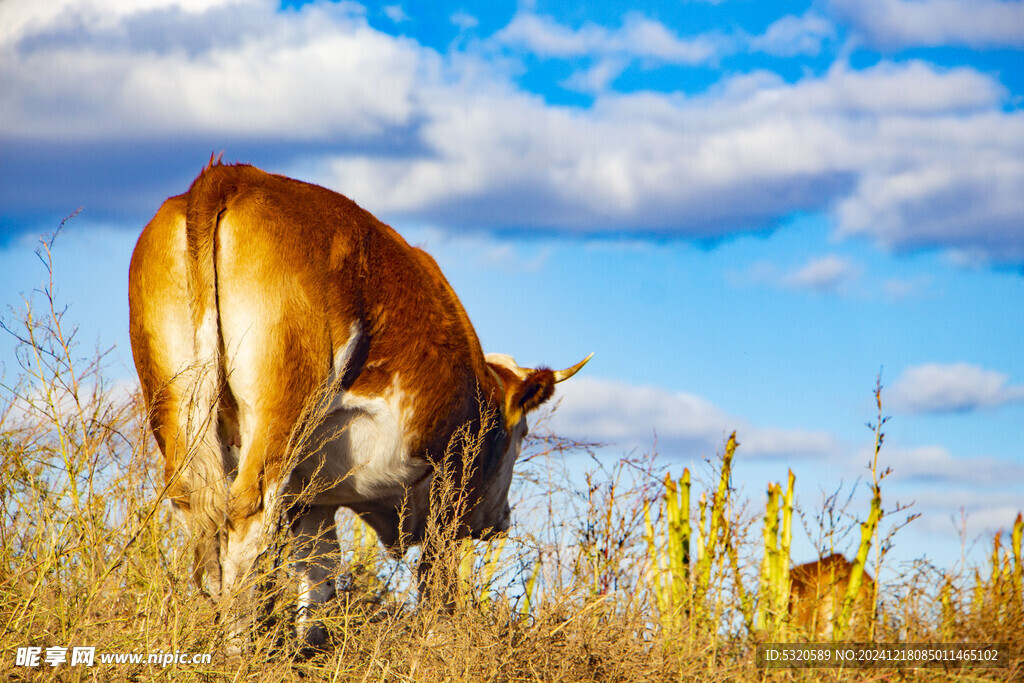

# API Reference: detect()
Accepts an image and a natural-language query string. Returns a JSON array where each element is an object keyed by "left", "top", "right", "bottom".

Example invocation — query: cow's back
[
  {"left": 169, "top": 164, "right": 504, "bottom": 525},
  {"left": 203, "top": 166, "right": 496, "bottom": 458}
]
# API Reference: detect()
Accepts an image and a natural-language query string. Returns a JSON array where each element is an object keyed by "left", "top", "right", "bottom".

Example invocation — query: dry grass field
[{"left": 1, "top": 236, "right": 1021, "bottom": 681}]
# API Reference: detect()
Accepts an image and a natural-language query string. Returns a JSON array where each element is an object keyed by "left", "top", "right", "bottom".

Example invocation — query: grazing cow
[
  {"left": 789, "top": 553, "right": 875, "bottom": 639},
  {"left": 128, "top": 161, "right": 590, "bottom": 644}
]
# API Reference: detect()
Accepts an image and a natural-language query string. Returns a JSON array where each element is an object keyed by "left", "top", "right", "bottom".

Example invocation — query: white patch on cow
[{"left": 294, "top": 374, "right": 429, "bottom": 506}]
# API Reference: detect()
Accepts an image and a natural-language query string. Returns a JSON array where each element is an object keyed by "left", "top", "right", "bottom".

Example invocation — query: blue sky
[{"left": 1, "top": 0, "right": 1022, "bottom": 575}]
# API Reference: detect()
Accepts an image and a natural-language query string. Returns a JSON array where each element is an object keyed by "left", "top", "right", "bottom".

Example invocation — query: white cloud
[
  {"left": 0, "top": 0, "right": 420, "bottom": 141},
  {"left": 749, "top": 12, "right": 835, "bottom": 57},
  {"left": 731, "top": 255, "right": 862, "bottom": 294},
  {"left": 384, "top": 5, "right": 408, "bottom": 24},
  {"left": 886, "top": 444, "right": 1024, "bottom": 485},
  {"left": 830, "top": 0, "right": 1024, "bottom": 49},
  {"left": 561, "top": 57, "right": 629, "bottom": 94},
  {"left": 787, "top": 255, "right": 861, "bottom": 292},
  {"left": 782, "top": 59, "right": 1004, "bottom": 114},
  {"left": 910, "top": 488, "right": 1023, "bottom": 540},
  {"left": 547, "top": 376, "right": 839, "bottom": 461},
  {"left": 492, "top": 12, "right": 726, "bottom": 65},
  {"left": 618, "top": 15, "right": 728, "bottom": 64},
  {"left": 405, "top": 226, "right": 554, "bottom": 274},
  {"left": 310, "top": 59, "right": 1023, "bottom": 262},
  {"left": 1, "top": 1, "right": 1023, "bottom": 265},
  {"left": 491, "top": 11, "right": 836, "bottom": 79},
  {"left": 1, "top": 374, "right": 140, "bottom": 434},
  {"left": 734, "top": 257, "right": 939, "bottom": 299},
  {"left": 450, "top": 12, "right": 479, "bottom": 31},
  {"left": 882, "top": 275, "right": 933, "bottom": 300},
  {"left": 0, "top": 0, "right": 247, "bottom": 44},
  {"left": 834, "top": 110, "right": 1024, "bottom": 262},
  {"left": 837, "top": 443, "right": 1024, "bottom": 553},
  {"left": 889, "top": 363, "right": 1024, "bottom": 414}
]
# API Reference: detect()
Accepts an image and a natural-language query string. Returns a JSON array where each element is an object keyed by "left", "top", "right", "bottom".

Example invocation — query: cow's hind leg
[
  {"left": 142, "top": 369, "right": 227, "bottom": 594},
  {"left": 220, "top": 344, "right": 327, "bottom": 525},
  {"left": 290, "top": 504, "right": 341, "bottom": 651}
]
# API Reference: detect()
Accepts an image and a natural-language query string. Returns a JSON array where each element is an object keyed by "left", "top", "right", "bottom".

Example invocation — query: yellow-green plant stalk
[
  {"left": 768, "top": 482, "right": 789, "bottom": 632},
  {"left": 989, "top": 531, "right": 1003, "bottom": 624},
  {"left": 989, "top": 530, "right": 1002, "bottom": 588},
  {"left": 986, "top": 530, "right": 1015, "bottom": 626},
  {"left": 1012, "top": 512, "right": 1023, "bottom": 618},
  {"left": 693, "top": 433, "right": 737, "bottom": 614},
  {"left": 454, "top": 535, "right": 506, "bottom": 608},
  {"left": 459, "top": 537, "right": 476, "bottom": 601},
  {"left": 475, "top": 536, "right": 507, "bottom": 609},
  {"left": 755, "top": 471, "right": 794, "bottom": 635},
  {"left": 971, "top": 568, "right": 985, "bottom": 619},
  {"left": 780, "top": 470, "right": 794, "bottom": 595},
  {"left": 834, "top": 484, "right": 881, "bottom": 639},
  {"left": 756, "top": 482, "right": 779, "bottom": 633},
  {"left": 481, "top": 536, "right": 506, "bottom": 587},
  {"left": 696, "top": 491, "right": 707, "bottom": 573},
  {"left": 643, "top": 500, "right": 668, "bottom": 619},
  {"left": 643, "top": 469, "right": 692, "bottom": 635},
  {"left": 725, "top": 519, "right": 752, "bottom": 631},
  {"left": 940, "top": 576, "right": 955, "bottom": 640},
  {"left": 1001, "top": 549, "right": 1013, "bottom": 625},
  {"left": 350, "top": 514, "right": 379, "bottom": 584},
  {"left": 845, "top": 375, "right": 889, "bottom": 641},
  {"left": 665, "top": 470, "right": 691, "bottom": 610},
  {"left": 520, "top": 554, "right": 542, "bottom": 617}
]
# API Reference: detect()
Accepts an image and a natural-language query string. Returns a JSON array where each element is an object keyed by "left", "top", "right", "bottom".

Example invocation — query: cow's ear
[{"left": 511, "top": 368, "right": 556, "bottom": 415}]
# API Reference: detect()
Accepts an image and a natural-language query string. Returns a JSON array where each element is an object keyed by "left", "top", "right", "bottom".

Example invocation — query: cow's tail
[
  {"left": 185, "top": 153, "right": 228, "bottom": 345},
  {"left": 179, "top": 155, "right": 236, "bottom": 588}
]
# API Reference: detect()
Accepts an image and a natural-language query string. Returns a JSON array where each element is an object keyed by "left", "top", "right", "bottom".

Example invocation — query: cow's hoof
[{"left": 296, "top": 623, "right": 330, "bottom": 660}]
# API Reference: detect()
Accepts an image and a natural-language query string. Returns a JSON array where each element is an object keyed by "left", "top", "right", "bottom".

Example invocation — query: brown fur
[
  {"left": 512, "top": 368, "right": 556, "bottom": 416},
  {"left": 789, "top": 553, "right": 875, "bottom": 639}
]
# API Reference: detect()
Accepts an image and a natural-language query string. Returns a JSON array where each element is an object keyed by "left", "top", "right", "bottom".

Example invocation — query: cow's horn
[{"left": 553, "top": 352, "right": 594, "bottom": 383}]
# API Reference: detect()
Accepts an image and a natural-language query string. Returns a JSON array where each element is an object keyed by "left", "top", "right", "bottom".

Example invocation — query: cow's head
[{"left": 462, "top": 352, "right": 593, "bottom": 539}]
